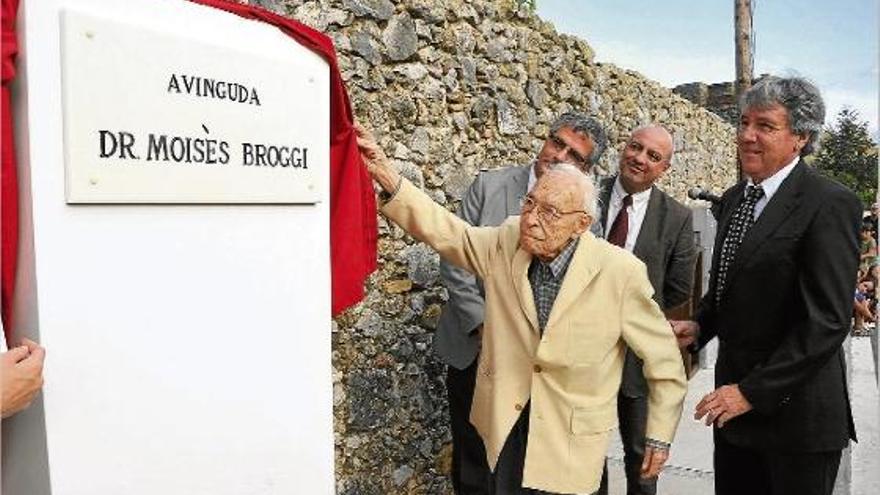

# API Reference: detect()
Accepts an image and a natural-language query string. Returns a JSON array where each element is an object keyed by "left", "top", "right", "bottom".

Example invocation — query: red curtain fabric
[
  {"left": 189, "top": 0, "right": 377, "bottom": 316},
  {"left": 0, "top": 0, "right": 377, "bottom": 330},
  {"left": 1, "top": 0, "right": 20, "bottom": 338}
]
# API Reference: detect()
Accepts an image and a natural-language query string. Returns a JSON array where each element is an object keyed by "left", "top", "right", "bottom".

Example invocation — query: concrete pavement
[
  {"left": 604, "top": 363, "right": 715, "bottom": 495},
  {"left": 849, "top": 335, "right": 879, "bottom": 495},
  {"left": 603, "top": 335, "right": 879, "bottom": 495}
]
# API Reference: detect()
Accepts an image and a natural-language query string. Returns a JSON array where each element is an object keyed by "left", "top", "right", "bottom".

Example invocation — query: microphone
[{"left": 688, "top": 187, "right": 721, "bottom": 204}]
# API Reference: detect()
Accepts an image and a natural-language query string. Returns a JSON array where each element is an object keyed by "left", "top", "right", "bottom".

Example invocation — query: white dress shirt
[
  {"left": 747, "top": 155, "right": 799, "bottom": 219},
  {"left": 604, "top": 177, "right": 652, "bottom": 253}
]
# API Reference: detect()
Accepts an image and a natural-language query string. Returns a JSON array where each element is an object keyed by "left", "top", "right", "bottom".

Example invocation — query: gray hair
[
  {"left": 740, "top": 76, "right": 825, "bottom": 156},
  {"left": 550, "top": 112, "right": 608, "bottom": 165},
  {"left": 547, "top": 162, "right": 598, "bottom": 219}
]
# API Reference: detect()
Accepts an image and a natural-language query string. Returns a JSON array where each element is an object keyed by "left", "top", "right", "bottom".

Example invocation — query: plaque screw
[
  {"left": 308, "top": 76, "right": 315, "bottom": 84},
  {"left": 89, "top": 177, "right": 98, "bottom": 185},
  {"left": 85, "top": 31, "right": 94, "bottom": 40}
]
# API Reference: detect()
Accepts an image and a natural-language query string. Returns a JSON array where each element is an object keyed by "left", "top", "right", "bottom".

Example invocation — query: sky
[{"left": 536, "top": 0, "right": 879, "bottom": 139}]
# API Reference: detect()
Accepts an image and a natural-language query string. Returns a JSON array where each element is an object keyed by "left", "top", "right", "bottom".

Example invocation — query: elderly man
[
  {"left": 672, "top": 76, "right": 861, "bottom": 495},
  {"left": 437, "top": 112, "right": 607, "bottom": 493},
  {"left": 358, "top": 126, "right": 686, "bottom": 495},
  {"left": 595, "top": 126, "right": 695, "bottom": 495}
]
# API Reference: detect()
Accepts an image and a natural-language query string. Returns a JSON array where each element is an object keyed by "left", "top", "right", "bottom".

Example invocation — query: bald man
[{"left": 596, "top": 126, "right": 696, "bottom": 495}]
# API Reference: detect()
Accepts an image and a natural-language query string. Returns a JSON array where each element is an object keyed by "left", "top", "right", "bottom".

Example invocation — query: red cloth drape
[
  {"left": 0, "top": 0, "right": 377, "bottom": 329},
  {"left": 189, "top": 0, "right": 377, "bottom": 316},
  {"left": 1, "top": 0, "right": 20, "bottom": 338}
]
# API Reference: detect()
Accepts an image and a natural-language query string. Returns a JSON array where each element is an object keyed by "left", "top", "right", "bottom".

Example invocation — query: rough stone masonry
[{"left": 249, "top": 1, "right": 738, "bottom": 493}]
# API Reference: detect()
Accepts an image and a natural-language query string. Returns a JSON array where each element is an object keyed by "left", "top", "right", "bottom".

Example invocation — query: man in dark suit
[
  {"left": 595, "top": 126, "right": 696, "bottom": 495},
  {"left": 672, "top": 76, "right": 861, "bottom": 495},
  {"left": 437, "top": 112, "right": 607, "bottom": 493}
]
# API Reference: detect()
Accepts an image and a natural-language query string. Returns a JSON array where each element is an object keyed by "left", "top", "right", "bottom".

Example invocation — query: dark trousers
[
  {"left": 596, "top": 394, "right": 656, "bottom": 495},
  {"left": 447, "top": 359, "right": 490, "bottom": 494},
  {"left": 489, "top": 404, "right": 596, "bottom": 495},
  {"left": 714, "top": 430, "right": 842, "bottom": 495}
]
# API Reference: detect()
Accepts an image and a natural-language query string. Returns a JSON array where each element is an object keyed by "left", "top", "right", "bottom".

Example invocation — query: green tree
[{"left": 812, "top": 108, "right": 878, "bottom": 206}]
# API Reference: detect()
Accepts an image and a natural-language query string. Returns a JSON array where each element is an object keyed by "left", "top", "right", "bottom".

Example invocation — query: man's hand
[
  {"left": 470, "top": 324, "right": 484, "bottom": 351},
  {"left": 694, "top": 384, "right": 753, "bottom": 428},
  {"left": 640, "top": 445, "right": 669, "bottom": 479},
  {"left": 354, "top": 123, "right": 400, "bottom": 194},
  {"left": 669, "top": 320, "right": 699, "bottom": 349},
  {"left": 1, "top": 339, "right": 46, "bottom": 418}
]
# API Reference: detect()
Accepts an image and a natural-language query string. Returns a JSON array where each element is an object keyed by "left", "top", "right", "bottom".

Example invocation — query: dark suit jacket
[
  {"left": 436, "top": 165, "right": 530, "bottom": 370},
  {"left": 597, "top": 176, "right": 696, "bottom": 397},
  {"left": 696, "top": 160, "right": 861, "bottom": 452}
]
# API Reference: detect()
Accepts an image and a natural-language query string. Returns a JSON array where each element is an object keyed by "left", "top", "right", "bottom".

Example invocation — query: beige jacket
[{"left": 383, "top": 180, "right": 686, "bottom": 494}]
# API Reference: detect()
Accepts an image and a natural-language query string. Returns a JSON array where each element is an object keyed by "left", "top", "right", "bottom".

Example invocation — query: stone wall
[
  {"left": 672, "top": 81, "right": 739, "bottom": 126},
  {"left": 673, "top": 75, "right": 769, "bottom": 126},
  {"left": 250, "top": 1, "right": 738, "bottom": 493}
]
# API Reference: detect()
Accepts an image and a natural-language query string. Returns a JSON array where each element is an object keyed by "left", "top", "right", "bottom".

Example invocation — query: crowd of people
[{"left": 854, "top": 206, "right": 878, "bottom": 336}]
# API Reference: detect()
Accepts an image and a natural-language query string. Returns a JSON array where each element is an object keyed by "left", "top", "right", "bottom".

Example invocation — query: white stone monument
[{"left": 2, "top": 0, "right": 334, "bottom": 493}]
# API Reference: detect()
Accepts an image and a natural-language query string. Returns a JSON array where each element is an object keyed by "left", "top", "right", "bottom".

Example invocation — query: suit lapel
[
  {"left": 511, "top": 246, "right": 540, "bottom": 333},
  {"left": 715, "top": 181, "right": 748, "bottom": 253},
  {"left": 633, "top": 187, "right": 662, "bottom": 260},
  {"left": 715, "top": 181, "right": 746, "bottom": 246},
  {"left": 597, "top": 177, "right": 614, "bottom": 230},
  {"left": 706, "top": 181, "right": 747, "bottom": 299},
  {"left": 729, "top": 162, "right": 806, "bottom": 277},
  {"left": 544, "top": 233, "right": 601, "bottom": 332},
  {"left": 505, "top": 166, "right": 530, "bottom": 216}
]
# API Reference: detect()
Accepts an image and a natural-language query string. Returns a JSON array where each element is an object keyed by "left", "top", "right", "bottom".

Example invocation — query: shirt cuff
[
  {"left": 378, "top": 176, "right": 403, "bottom": 203},
  {"left": 645, "top": 437, "right": 671, "bottom": 451}
]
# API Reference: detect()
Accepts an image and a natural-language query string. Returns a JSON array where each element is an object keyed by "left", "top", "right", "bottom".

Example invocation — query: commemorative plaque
[{"left": 60, "top": 9, "right": 327, "bottom": 203}]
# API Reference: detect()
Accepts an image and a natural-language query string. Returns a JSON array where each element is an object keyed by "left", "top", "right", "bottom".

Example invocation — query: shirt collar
[
  {"left": 539, "top": 238, "right": 580, "bottom": 280},
  {"left": 746, "top": 155, "right": 799, "bottom": 199},
  {"left": 612, "top": 176, "right": 652, "bottom": 206}
]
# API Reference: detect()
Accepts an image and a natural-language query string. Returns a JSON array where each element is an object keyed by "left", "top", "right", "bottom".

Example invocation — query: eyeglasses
[
  {"left": 521, "top": 196, "right": 587, "bottom": 224},
  {"left": 548, "top": 134, "right": 590, "bottom": 169}
]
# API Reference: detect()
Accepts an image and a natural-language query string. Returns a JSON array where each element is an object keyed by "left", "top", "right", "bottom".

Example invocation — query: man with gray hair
[
  {"left": 672, "top": 76, "right": 861, "bottom": 495},
  {"left": 436, "top": 111, "right": 607, "bottom": 493},
  {"left": 357, "top": 125, "right": 686, "bottom": 495}
]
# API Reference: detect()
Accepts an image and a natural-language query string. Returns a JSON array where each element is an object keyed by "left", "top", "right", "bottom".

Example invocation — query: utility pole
[
  {"left": 734, "top": 0, "right": 753, "bottom": 179},
  {"left": 734, "top": 0, "right": 753, "bottom": 108}
]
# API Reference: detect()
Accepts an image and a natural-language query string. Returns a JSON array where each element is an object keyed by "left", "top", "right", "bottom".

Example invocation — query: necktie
[
  {"left": 607, "top": 194, "right": 632, "bottom": 248},
  {"left": 714, "top": 185, "right": 765, "bottom": 305}
]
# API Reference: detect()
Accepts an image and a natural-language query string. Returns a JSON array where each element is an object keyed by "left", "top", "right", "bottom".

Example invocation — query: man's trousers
[
  {"left": 714, "top": 429, "right": 842, "bottom": 495},
  {"left": 597, "top": 394, "right": 656, "bottom": 495},
  {"left": 447, "top": 359, "right": 490, "bottom": 494}
]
